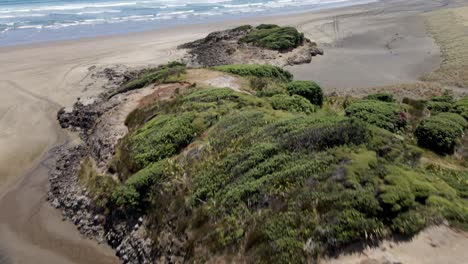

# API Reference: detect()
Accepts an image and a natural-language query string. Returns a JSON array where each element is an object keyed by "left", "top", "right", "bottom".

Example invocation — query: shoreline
[
  {"left": 0, "top": 0, "right": 467, "bottom": 263},
  {"left": 0, "top": 0, "right": 385, "bottom": 51},
  {"left": 0, "top": 0, "right": 379, "bottom": 48}
]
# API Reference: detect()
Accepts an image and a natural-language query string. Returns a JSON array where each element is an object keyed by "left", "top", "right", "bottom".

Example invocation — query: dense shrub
[
  {"left": 112, "top": 159, "right": 168, "bottom": 209},
  {"left": 213, "top": 64, "right": 293, "bottom": 82},
  {"left": 103, "top": 70, "right": 468, "bottom": 262},
  {"left": 240, "top": 24, "right": 305, "bottom": 51},
  {"left": 435, "top": 112, "right": 468, "bottom": 128},
  {"left": 232, "top": 25, "right": 253, "bottom": 31},
  {"left": 125, "top": 113, "right": 196, "bottom": 170},
  {"left": 430, "top": 90, "right": 455, "bottom": 103},
  {"left": 426, "top": 91, "right": 455, "bottom": 113},
  {"left": 363, "top": 93, "right": 396, "bottom": 103},
  {"left": 451, "top": 96, "right": 468, "bottom": 120},
  {"left": 287, "top": 80, "right": 323, "bottom": 106},
  {"left": 285, "top": 119, "right": 370, "bottom": 152},
  {"left": 268, "top": 94, "right": 317, "bottom": 114},
  {"left": 426, "top": 101, "right": 453, "bottom": 113},
  {"left": 414, "top": 113, "right": 465, "bottom": 154},
  {"left": 345, "top": 100, "right": 407, "bottom": 132}
]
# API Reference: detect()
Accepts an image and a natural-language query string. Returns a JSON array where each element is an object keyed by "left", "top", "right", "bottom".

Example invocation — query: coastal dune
[{"left": 0, "top": 0, "right": 467, "bottom": 263}]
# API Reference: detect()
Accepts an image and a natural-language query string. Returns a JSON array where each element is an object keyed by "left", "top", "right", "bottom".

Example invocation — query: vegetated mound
[
  {"left": 179, "top": 24, "right": 323, "bottom": 67},
  {"left": 452, "top": 96, "right": 468, "bottom": 120},
  {"left": 415, "top": 112, "right": 466, "bottom": 154},
  {"left": 213, "top": 64, "right": 294, "bottom": 82},
  {"left": 115, "top": 62, "right": 187, "bottom": 96},
  {"left": 240, "top": 24, "right": 305, "bottom": 51},
  {"left": 52, "top": 62, "right": 468, "bottom": 264},
  {"left": 109, "top": 87, "right": 467, "bottom": 262},
  {"left": 363, "top": 93, "right": 396, "bottom": 103},
  {"left": 287, "top": 80, "right": 324, "bottom": 107},
  {"left": 345, "top": 99, "right": 408, "bottom": 133}
]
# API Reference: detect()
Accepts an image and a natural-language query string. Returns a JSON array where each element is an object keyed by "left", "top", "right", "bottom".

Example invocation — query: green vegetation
[
  {"left": 233, "top": 25, "right": 253, "bottom": 31},
  {"left": 82, "top": 63, "right": 468, "bottom": 262},
  {"left": 115, "top": 113, "right": 197, "bottom": 175},
  {"left": 112, "top": 159, "right": 169, "bottom": 209},
  {"left": 363, "top": 93, "right": 396, "bottom": 103},
  {"left": 213, "top": 64, "right": 293, "bottom": 82},
  {"left": 78, "top": 158, "right": 116, "bottom": 209},
  {"left": 269, "top": 94, "right": 317, "bottom": 114},
  {"left": 345, "top": 100, "right": 407, "bottom": 133},
  {"left": 414, "top": 112, "right": 466, "bottom": 154},
  {"left": 425, "top": 90, "right": 455, "bottom": 114},
  {"left": 451, "top": 96, "right": 468, "bottom": 120},
  {"left": 116, "top": 62, "right": 186, "bottom": 95},
  {"left": 240, "top": 24, "right": 305, "bottom": 51},
  {"left": 287, "top": 80, "right": 323, "bottom": 106}
]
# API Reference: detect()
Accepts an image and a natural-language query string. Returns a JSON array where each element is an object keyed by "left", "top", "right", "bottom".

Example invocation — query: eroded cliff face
[
  {"left": 51, "top": 66, "right": 163, "bottom": 264},
  {"left": 179, "top": 25, "right": 323, "bottom": 67}
]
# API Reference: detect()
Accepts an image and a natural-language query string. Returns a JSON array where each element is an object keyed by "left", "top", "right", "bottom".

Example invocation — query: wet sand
[{"left": 0, "top": 0, "right": 466, "bottom": 263}]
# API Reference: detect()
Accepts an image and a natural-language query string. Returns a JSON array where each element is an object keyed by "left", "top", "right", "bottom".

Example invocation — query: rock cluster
[
  {"left": 48, "top": 144, "right": 154, "bottom": 263},
  {"left": 49, "top": 66, "right": 157, "bottom": 264},
  {"left": 179, "top": 26, "right": 323, "bottom": 67},
  {"left": 57, "top": 101, "right": 102, "bottom": 131}
]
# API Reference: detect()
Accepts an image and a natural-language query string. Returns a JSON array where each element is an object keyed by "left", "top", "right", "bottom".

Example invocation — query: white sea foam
[
  {"left": 0, "top": 0, "right": 375, "bottom": 37},
  {"left": 0, "top": 2, "right": 138, "bottom": 14}
]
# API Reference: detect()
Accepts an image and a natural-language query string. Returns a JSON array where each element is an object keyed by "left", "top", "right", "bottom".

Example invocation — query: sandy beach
[{"left": 0, "top": 0, "right": 467, "bottom": 263}]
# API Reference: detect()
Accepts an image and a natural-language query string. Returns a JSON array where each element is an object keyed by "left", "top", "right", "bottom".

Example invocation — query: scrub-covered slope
[{"left": 50, "top": 61, "right": 468, "bottom": 263}]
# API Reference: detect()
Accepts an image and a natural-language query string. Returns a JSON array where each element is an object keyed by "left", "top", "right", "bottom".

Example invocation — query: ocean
[{"left": 0, "top": 0, "right": 375, "bottom": 46}]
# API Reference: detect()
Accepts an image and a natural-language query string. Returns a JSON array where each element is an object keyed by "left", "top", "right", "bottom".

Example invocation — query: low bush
[
  {"left": 425, "top": 91, "right": 455, "bottom": 113},
  {"left": 285, "top": 119, "right": 370, "bottom": 152},
  {"left": 345, "top": 100, "right": 407, "bottom": 132},
  {"left": 426, "top": 101, "right": 452, "bottom": 113},
  {"left": 363, "top": 93, "right": 396, "bottom": 103},
  {"left": 118, "top": 61, "right": 186, "bottom": 94},
  {"left": 124, "top": 113, "right": 196, "bottom": 171},
  {"left": 435, "top": 112, "right": 468, "bottom": 128},
  {"left": 287, "top": 80, "right": 323, "bottom": 106},
  {"left": 451, "top": 96, "right": 468, "bottom": 120},
  {"left": 414, "top": 113, "right": 465, "bottom": 154},
  {"left": 268, "top": 94, "right": 317, "bottom": 114},
  {"left": 430, "top": 90, "right": 455, "bottom": 103},
  {"left": 240, "top": 24, "right": 305, "bottom": 51},
  {"left": 213, "top": 64, "right": 293, "bottom": 82},
  {"left": 112, "top": 159, "right": 168, "bottom": 209},
  {"left": 232, "top": 25, "right": 253, "bottom": 31}
]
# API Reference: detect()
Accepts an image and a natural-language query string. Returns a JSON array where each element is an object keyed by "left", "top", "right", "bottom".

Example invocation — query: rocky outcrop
[
  {"left": 57, "top": 100, "right": 102, "bottom": 131},
  {"left": 179, "top": 26, "right": 323, "bottom": 67},
  {"left": 49, "top": 67, "right": 163, "bottom": 264},
  {"left": 48, "top": 143, "right": 153, "bottom": 264}
]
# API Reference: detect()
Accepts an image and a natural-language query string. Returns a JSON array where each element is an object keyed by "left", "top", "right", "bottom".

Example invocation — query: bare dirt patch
[{"left": 185, "top": 69, "right": 250, "bottom": 93}]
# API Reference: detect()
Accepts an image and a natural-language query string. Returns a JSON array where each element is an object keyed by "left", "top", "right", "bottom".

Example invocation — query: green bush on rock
[
  {"left": 118, "top": 61, "right": 186, "bottom": 94},
  {"left": 240, "top": 24, "right": 305, "bottom": 51}
]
